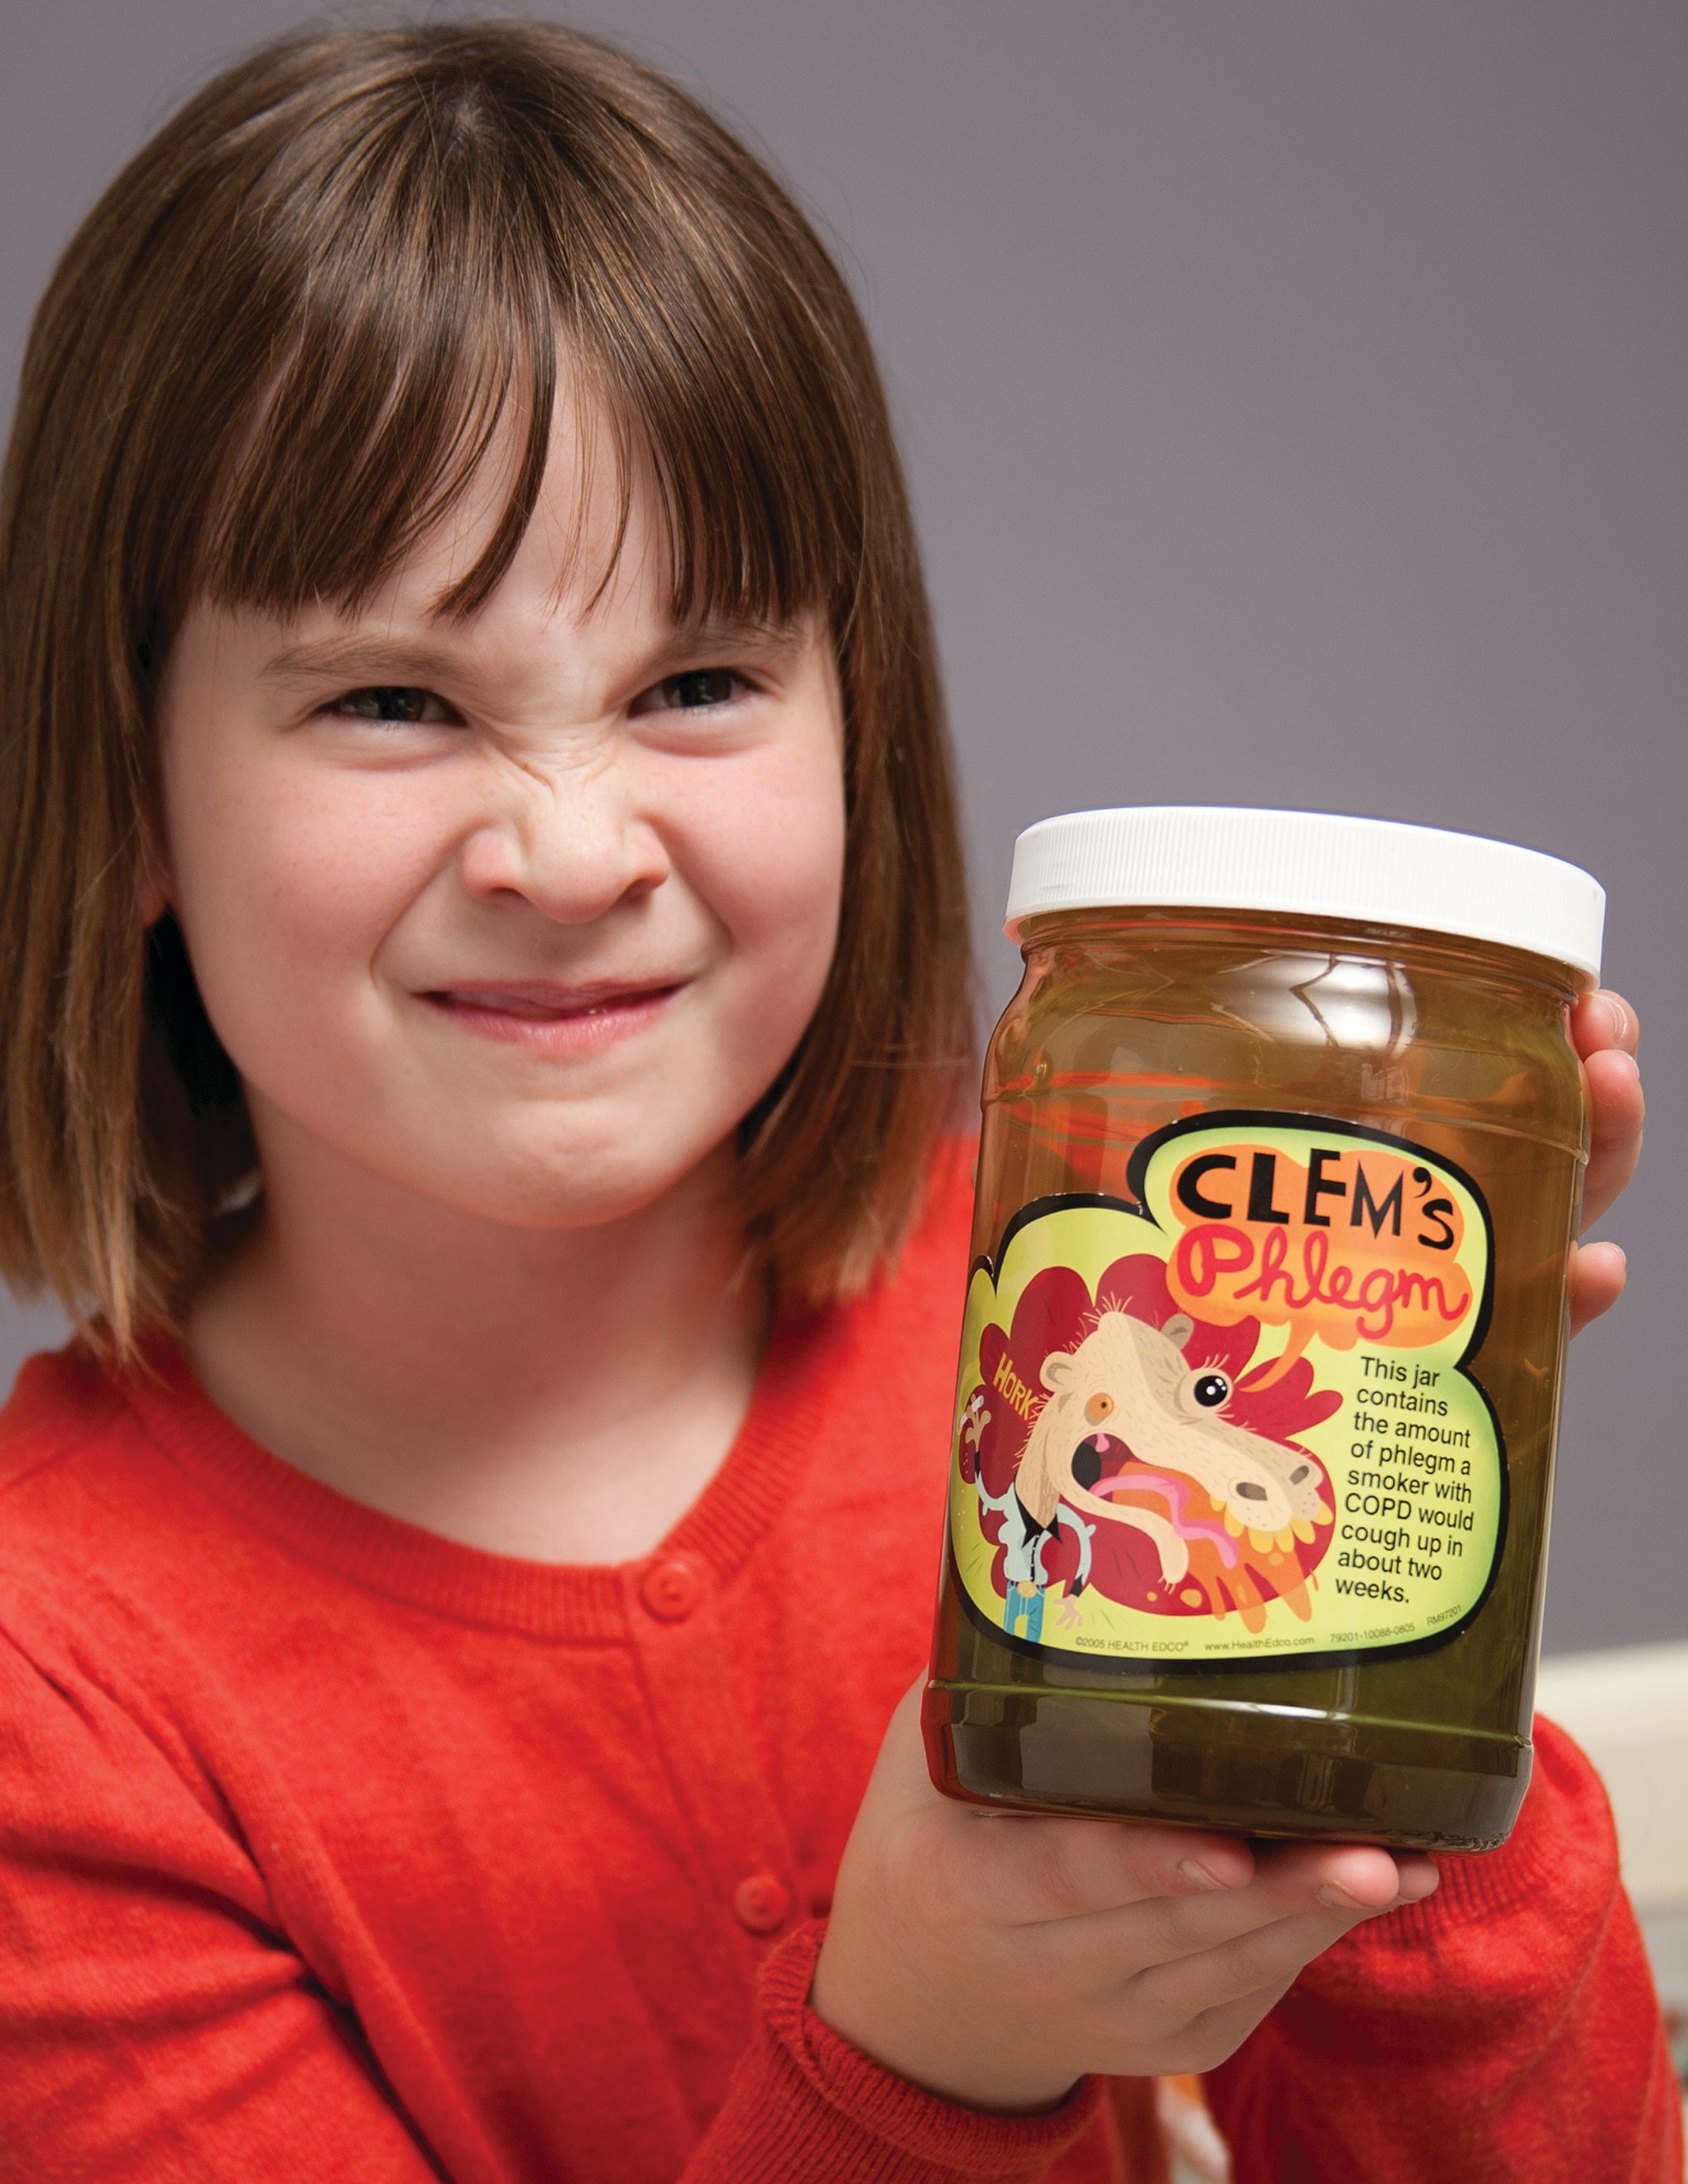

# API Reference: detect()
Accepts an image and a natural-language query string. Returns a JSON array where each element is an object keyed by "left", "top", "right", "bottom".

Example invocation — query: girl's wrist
[{"left": 808, "top": 1928, "right": 1078, "bottom": 2115}]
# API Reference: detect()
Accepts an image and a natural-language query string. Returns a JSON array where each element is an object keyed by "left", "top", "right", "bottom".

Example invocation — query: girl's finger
[
  {"left": 1569, "top": 988, "right": 1639, "bottom": 1061},
  {"left": 1047, "top": 1882, "right": 1350, "bottom": 1989},
  {"left": 959, "top": 1808, "right": 1254, "bottom": 1926},
  {"left": 1247, "top": 1837, "right": 1438, "bottom": 1908},
  {"left": 1117, "top": 1980, "right": 1302, "bottom": 2080},
  {"left": 1580, "top": 1044, "right": 1645, "bottom": 1229},
  {"left": 1125, "top": 1903, "right": 1388, "bottom": 2026},
  {"left": 1046, "top": 1838, "right": 1429, "bottom": 1980},
  {"left": 1568, "top": 1238, "right": 1628, "bottom": 1334}
]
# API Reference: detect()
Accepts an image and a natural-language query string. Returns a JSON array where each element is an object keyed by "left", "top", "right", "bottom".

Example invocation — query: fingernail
[
  {"left": 1605, "top": 995, "right": 1629, "bottom": 1042},
  {"left": 1317, "top": 1883, "right": 1362, "bottom": 1909},
  {"left": 1178, "top": 1858, "right": 1227, "bottom": 1892}
]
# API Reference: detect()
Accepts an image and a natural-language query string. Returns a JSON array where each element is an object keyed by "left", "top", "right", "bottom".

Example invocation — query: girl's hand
[
  {"left": 811, "top": 1684, "right": 1437, "bottom": 2115},
  {"left": 1567, "top": 988, "right": 1643, "bottom": 1334}
]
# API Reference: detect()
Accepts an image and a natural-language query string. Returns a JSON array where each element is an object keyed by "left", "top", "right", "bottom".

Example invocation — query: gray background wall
[{"left": 2, "top": 1, "right": 1681, "bottom": 1654}]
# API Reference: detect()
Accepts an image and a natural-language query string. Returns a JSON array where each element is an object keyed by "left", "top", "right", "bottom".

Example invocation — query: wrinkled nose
[
  {"left": 1234, "top": 1481, "right": 1268, "bottom": 1502},
  {"left": 458, "top": 760, "right": 670, "bottom": 924}
]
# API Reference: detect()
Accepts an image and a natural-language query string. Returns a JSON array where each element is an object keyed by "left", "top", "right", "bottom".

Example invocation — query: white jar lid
[{"left": 1005, "top": 806, "right": 1604, "bottom": 979}]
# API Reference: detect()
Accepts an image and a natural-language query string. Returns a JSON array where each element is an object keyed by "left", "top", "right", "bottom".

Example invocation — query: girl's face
[{"left": 156, "top": 423, "right": 847, "bottom": 1233}]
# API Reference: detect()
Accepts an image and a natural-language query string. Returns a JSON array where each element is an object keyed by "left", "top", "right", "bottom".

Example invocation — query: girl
[{"left": 0, "top": 22, "right": 1671, "bottom": 2182}]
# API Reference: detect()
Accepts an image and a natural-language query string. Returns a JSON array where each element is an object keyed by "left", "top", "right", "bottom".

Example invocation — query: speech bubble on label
[{"left": 1129, "top": 1122, "right": 1484, "bottom": 1387}]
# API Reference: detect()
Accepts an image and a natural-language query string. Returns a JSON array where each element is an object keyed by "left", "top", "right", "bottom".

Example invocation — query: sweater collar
[{"left": 114, "top": 1311, "right": 844, "bottom": 1641}]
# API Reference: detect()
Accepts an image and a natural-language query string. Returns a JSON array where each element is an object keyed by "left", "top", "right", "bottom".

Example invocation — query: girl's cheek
[
  {"left": 271, "top": 797, "right": 448, "bottom": 951},
  {"left": 703, "top": 732, "right": 846, "bottom": 951},
  {"left": 178, "top": 771, "right": 450, "bottom": 1037}
]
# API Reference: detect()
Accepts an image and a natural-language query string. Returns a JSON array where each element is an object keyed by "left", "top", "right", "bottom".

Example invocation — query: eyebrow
[
  {"left": 258, "top": 618, "right": 805, "bottom": 687},
  {"left": 260, "top": 638, "right": 470, "bottom": 684}
]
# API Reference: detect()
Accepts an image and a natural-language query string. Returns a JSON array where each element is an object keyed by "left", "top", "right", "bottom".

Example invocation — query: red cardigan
[{"left": 0, "top": 1152, "right": 1678, "bottom": 2182}]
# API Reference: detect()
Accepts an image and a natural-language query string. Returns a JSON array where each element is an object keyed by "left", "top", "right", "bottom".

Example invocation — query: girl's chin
[{"left": 360, "top": 1120, "right": 745, "bottom": 1233}]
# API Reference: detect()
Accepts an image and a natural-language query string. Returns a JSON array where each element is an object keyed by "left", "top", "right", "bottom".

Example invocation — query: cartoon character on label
[
  {"left": 963, "top": 1391, "right": 1095, "bottom": 1640},
  {"left": 959, "top": 1256, "right": 1341, "bottom": 1640}
]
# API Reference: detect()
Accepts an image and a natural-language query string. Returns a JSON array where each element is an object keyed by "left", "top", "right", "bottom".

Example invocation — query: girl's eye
[
  {"left": 645, "top": 668, "right": 741, "bottom": 711},
  {"left": 330, "top": 687, "right": 458, "bottom": 725}
]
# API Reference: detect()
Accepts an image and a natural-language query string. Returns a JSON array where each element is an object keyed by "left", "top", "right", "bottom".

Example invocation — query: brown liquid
[{"left": 924, "top": 908, "right": 1587, "bottom": 1849}]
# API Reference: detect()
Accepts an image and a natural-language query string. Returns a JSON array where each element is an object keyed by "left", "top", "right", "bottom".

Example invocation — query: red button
[
  {"left": 640, "top": 1555, "right": 707, "bottom": 1621},
  {"left": 732, "top": 1872, "right": 791, "bottom": 1935}
]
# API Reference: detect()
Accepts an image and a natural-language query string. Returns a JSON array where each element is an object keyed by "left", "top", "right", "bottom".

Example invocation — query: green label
[{"left": 948, "top": 1112, "right": 1503, "bottom": 1666}]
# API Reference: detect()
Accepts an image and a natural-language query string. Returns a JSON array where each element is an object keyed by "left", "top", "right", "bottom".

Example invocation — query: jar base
[{"left": 923, "top": 1680, "right": 1529, "bottom": 1851}]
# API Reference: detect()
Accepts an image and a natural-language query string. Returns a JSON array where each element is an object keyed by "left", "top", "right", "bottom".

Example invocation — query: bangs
[{"left": 187, "top": 26, "right": 870, "bottom": 632}]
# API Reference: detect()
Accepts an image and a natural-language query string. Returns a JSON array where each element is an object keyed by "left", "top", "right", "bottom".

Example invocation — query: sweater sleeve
[
  {"left": 0, "top": 1617, "right": 444, "bottom": 2183},
  {"left": 0, "top": 1594, "right": 1109, "bottom": 2184},
  {"left": 1205, "top": 1716, "right": 1684, "bottom": 2184},
  {"left": 682, "top": 1923, "right": 1108, "bottom": 2184}
]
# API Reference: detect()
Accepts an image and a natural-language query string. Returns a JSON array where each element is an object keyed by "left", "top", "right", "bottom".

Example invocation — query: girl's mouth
[{"left": 420, "top": 979, "right": 686, "bottom": 1051}]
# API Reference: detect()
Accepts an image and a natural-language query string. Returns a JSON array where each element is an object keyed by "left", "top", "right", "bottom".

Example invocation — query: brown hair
[{"left": 0, "top": 19, "right": 973, "bottom": 1354}]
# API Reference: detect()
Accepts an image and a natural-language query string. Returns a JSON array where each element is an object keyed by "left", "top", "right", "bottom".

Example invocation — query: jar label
[{"left": 948, "top": 1112, "right": 1504, "bottom": 1666}]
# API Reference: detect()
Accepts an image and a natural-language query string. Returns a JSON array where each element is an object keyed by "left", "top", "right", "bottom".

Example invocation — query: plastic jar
[{"left": 924, "top": 807, "right": 1604, "bottom": 1850}]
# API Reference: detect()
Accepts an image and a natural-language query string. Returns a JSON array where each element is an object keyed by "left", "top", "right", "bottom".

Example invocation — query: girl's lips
[{"left": 419, "top": 979, "right": 685, "bottom": 1051}]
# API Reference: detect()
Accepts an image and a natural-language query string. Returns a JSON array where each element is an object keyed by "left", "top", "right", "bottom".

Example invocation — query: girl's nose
[{"left": 455, "top": 763, "right": 670, "bottom": 924}]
